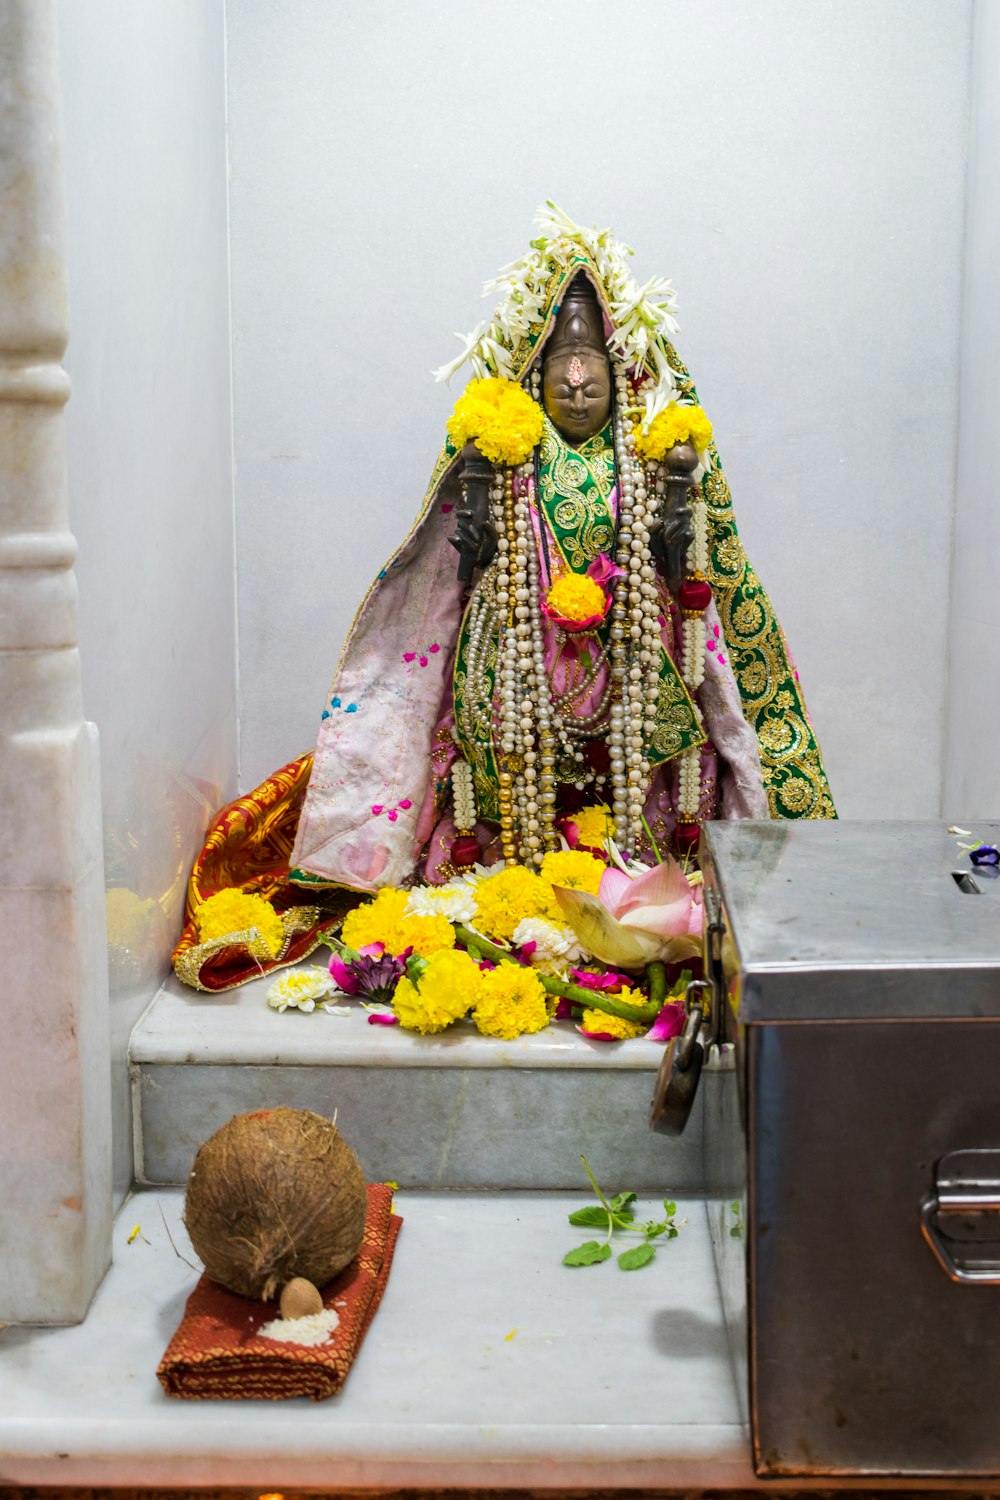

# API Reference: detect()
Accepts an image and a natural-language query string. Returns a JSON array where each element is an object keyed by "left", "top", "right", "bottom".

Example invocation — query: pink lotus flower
[{"left": 553, "top": 858, "right": 702, "bottom": 970}]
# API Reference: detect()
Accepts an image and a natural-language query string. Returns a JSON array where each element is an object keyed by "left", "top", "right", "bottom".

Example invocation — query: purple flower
[
  {"left": 329, "top": 947, "right": 410, "bottom": 1003},
  {"left": 970, "top": 845, "right": 1000, "bottom": 867}
]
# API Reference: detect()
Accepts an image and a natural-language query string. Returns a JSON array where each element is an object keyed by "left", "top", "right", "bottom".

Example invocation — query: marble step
[
  {"left": 0, "top": 1185, "right": 748, "bottom": 1489},
  {"left": 130, "top": 971, "right": 705, "bottom": 1191}
]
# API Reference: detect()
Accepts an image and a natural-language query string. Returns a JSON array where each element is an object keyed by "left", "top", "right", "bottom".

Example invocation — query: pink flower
[
  {"left": 554, "top": 858, "right": 702, "bottom": 969},
  {"left": 648, "top": 1000, "right": 686, "bottom": 1042},
  {"left": 586, "top": 553, "right": 627, "bottom": 589}
]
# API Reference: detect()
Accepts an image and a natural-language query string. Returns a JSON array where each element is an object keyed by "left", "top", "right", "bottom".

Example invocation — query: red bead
[
  {"left": 451, "top": 834, "right": 482, "bottom": 868},
  {"left": 677, "top": 576, "right": 712, "bottom": 612},
  {"left": 674, "top": 820, "right": 701, "bottom": 854}
]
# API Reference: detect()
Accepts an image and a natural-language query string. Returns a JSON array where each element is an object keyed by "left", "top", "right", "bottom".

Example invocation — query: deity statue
[{"left": 287, "top": 206, "right": 835, "bottom": 898}]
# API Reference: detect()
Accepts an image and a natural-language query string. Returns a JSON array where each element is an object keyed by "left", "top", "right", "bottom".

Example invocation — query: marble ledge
[
  {"left": 0, "top": 1187, "right": 753, "bottom": 1490},
  {"left": 133, "top": 967, "right": 673, "bottom": 1070}
]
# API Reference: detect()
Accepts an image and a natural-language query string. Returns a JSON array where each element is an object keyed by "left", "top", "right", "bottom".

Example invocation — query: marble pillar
[{"left": 0, "top": 0, "right": 112, "bottom": 1323}]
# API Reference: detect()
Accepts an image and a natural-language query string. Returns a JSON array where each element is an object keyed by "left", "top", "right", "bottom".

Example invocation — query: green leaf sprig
[{"left": 562, "top": 1155, "right": 681, "bottom": 1271}]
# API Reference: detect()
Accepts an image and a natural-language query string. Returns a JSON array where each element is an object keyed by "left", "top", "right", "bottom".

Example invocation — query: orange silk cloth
[
  {"left": 158, "top": 1183, "right": 402, "bottom": 1401},
  {"left": 172, "top": 753, "right": 354, "bottom": 992}
]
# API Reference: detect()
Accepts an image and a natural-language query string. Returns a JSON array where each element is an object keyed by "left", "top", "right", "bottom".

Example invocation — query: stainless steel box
[{"left": 700, "top": 820, "right": 1000, "bottom": 1479}]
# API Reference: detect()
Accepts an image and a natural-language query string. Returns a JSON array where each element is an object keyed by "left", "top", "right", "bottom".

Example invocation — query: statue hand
[
  {"left": 649, "top": 504, "right": 695, "bottom": 588},
  {"left": 449, "top": 508, "right": 498, "bottom": 570}
]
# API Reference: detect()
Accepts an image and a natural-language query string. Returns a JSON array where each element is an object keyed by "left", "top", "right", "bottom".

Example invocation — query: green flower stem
[
  {"left": 453, "top": 925, "right": 660, "bottom": 1025},
  {"left": 646, "top": 961, "right": 667, "bottom": 1009}
]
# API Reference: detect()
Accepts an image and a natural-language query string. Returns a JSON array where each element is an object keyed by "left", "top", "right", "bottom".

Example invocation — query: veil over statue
[{"left": 289, "top": 203, "right": 835, "bottom": 895}]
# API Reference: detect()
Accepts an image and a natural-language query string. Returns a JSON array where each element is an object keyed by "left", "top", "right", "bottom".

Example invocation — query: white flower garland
[{"left": 433, "top": 201, "right": 682, "bottom": 400}]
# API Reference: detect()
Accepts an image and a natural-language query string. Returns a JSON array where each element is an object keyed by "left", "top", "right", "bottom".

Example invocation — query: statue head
[{"left": 541, "top": 272, "right": 612, "bottom": 443}]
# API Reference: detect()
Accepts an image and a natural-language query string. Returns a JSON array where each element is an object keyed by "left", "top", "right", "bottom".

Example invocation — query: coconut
[{"left": 184, "top": 1108, "right": 367, "bottom": 1300}]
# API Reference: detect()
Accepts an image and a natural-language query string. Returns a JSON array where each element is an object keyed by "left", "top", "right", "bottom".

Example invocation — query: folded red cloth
[{"left": 157, "top": 1182, "right": 401, "bottom": 1401}]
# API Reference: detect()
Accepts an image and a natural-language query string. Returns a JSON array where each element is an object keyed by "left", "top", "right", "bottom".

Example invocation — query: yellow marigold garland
[
  {"left": 634, "top": 403, "right": 713, "bottom": 463},
  {"left": 393, "top": 948, "right": 483, "bottom": 1034},
  {"left": 447, "top": 377, "right": 545, "bottom": 467},
  {"left": 194, "top": 889, "right": 284, "bottom": 957},
  {"left": 471, "top": 865, "right": 559, "bottom": 942},
  {"left": 342, "top": 887, "right": 454, "bottom": 958},
  {"left": 539, "top": 849, "right": 607, "bottom": 895},
  {"left": 473, "top": 964, "right": 550, "bottom": 1040},
  {"left": 545, "top": 571, "right": 607, "bottom": 624}
]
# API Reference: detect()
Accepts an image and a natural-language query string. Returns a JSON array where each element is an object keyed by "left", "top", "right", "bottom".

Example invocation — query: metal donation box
[{"left": 656, "top": 820, "right": 1000, "bottom": 1479}]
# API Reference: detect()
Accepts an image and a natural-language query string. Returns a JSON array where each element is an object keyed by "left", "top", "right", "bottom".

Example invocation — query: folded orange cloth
[{"left": 157, "top": 1182, "right": 402, "bottom": 1401}]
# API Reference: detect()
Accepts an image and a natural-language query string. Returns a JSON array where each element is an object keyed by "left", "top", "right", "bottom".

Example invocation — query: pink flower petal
[
  {"left": 648, "top": 1000, "right": 685, "bottom": 1042},
  {"left": 429, "top": 643, "right": 441, "bottom": 654},
  {"left": 329, "top": 955, "right": 360, "bottom": 994},
  {"left": 398, "top": 799, "right": 412, "bottom": 810},
  {"left": 576, "top": 1025, "right": 619, "bottom": 1042},
  {"left": 371, "top": 804, "right": 383, "bottom": 815},
  {"left": 367, "top": 1012, "right": 399, "bottom": 1026},
  {"left": 597, "top": 866, "right": 633, "bottom": 912},
  {"left": 387, "top": 809, "right": 398, "bottom": 822},
  {"left": 586, "top": 553, "right": 627, "bottom": 587},
  {"left": 402, "top": 652, "right": 416, "bottom": 663},
  {"left": 518, "top": 940, "right": 537, "bottom": 963},
  {"left": 419, "top": 656, "right": 428, "bottom": 667},
  {"left": 359, "top": 942, "right": 386, "bottom": 957}
]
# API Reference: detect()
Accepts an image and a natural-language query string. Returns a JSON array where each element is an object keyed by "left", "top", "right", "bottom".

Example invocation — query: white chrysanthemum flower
[
  {"left": 405, "top": 882, "right": 478, "bottom": 924},
  {"left": 266, "top": 966, "right": 337, "bottom": 1013},
  {"left": 512, "top": 917, "right": 588, "bottom": 976}
]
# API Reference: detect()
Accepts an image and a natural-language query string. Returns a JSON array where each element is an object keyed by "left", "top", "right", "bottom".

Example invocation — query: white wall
[
  {"left": 58, "top": 0, "right": 237, "bottom": 1202},
  {"left": 226, "top": 0, "right": 972, "bottom": 818},
  {"left": 946, "top": 0, "right": 1000, "bottom": 821}
]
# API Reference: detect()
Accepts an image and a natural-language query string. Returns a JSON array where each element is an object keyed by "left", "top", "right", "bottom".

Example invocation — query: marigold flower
[
  {"left": 579, "top": 986, "right": 650, "bottom": 1040},
  {"left": 569, "top": 804, "right": 614, "bottom": 852},
  {"left": 634, "top": 403, "right": 713, "bottom": 463},
  {"left": 342, "top": 887, "right": 454, "bottom": 958},
  {"left": 473, "top": 964, "right": 549, "bottom": 1040},
  {"left": 543, "top": 571, "right": 608, "bottom": 629},
  {"left": 194, "top": 888, "right": 284, "bottom": 957},
  {"left": 447, "top": 377, "right": 544, "bottom": 467},
  {"left": 393, "top": 948, "right": 483, "bottom": 1034},
  {"left": 470, "top": 864, "right": 558, "bottom": 941},
  {"left": 539, "top": 849, "right": 607, "bottom": 896}
]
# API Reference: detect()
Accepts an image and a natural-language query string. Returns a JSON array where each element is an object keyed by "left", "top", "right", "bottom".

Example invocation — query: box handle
[{"left": 921, "top": 1149, "right": 1000, "bottom": 1284}]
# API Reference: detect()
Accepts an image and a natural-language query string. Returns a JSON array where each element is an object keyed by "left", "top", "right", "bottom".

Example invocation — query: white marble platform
[
  {"left": 0, "top": 1186, "right": 751, "bottom": 1490},
  {"left": 131, "top": 970, "right": 707, "bottom": 1191}
]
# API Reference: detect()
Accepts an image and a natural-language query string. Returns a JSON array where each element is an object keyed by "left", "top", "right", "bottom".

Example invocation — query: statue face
[{"left": 542, "top": 286, "right": 612, "bottom": 443}]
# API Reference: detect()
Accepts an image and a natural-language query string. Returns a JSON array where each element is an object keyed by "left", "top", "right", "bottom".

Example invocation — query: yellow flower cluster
[
  {"left": 545, "top": 571, "right": 606, "bottom": 624},
  {"left": 580, "top": 986, "right": 650, "bottom": 1040},
  {"left": 194, "top": 888, "right": 284, "bottom": 957},
  {"left": 393, "top": 948, "right": 483, "bottom": 1034},
  {"left": 473, "top": 964, "right": 549, "bottom": 1040},
  {"left": 539, "top": 849, "right": 606, "bottom": 895},
  {"left": 447, "top": 377, "right": 545, "bottom": 467},
  {"left": 571, "top": 804, "right": 614, "bottom": 851},
  {"left": 341, "top": 887, "right": 454, "bottom": 959},
  {"left": 471, "top": 865, "right": 558, "bottom": 942},
  {"left": 634, "top": 403, "right": 714, "bottom": 463}
]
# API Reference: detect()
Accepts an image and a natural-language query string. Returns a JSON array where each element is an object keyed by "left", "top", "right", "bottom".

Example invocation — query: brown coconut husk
[{"left": 183, "top": 1107, "right": 368, "bottom": 1300}]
